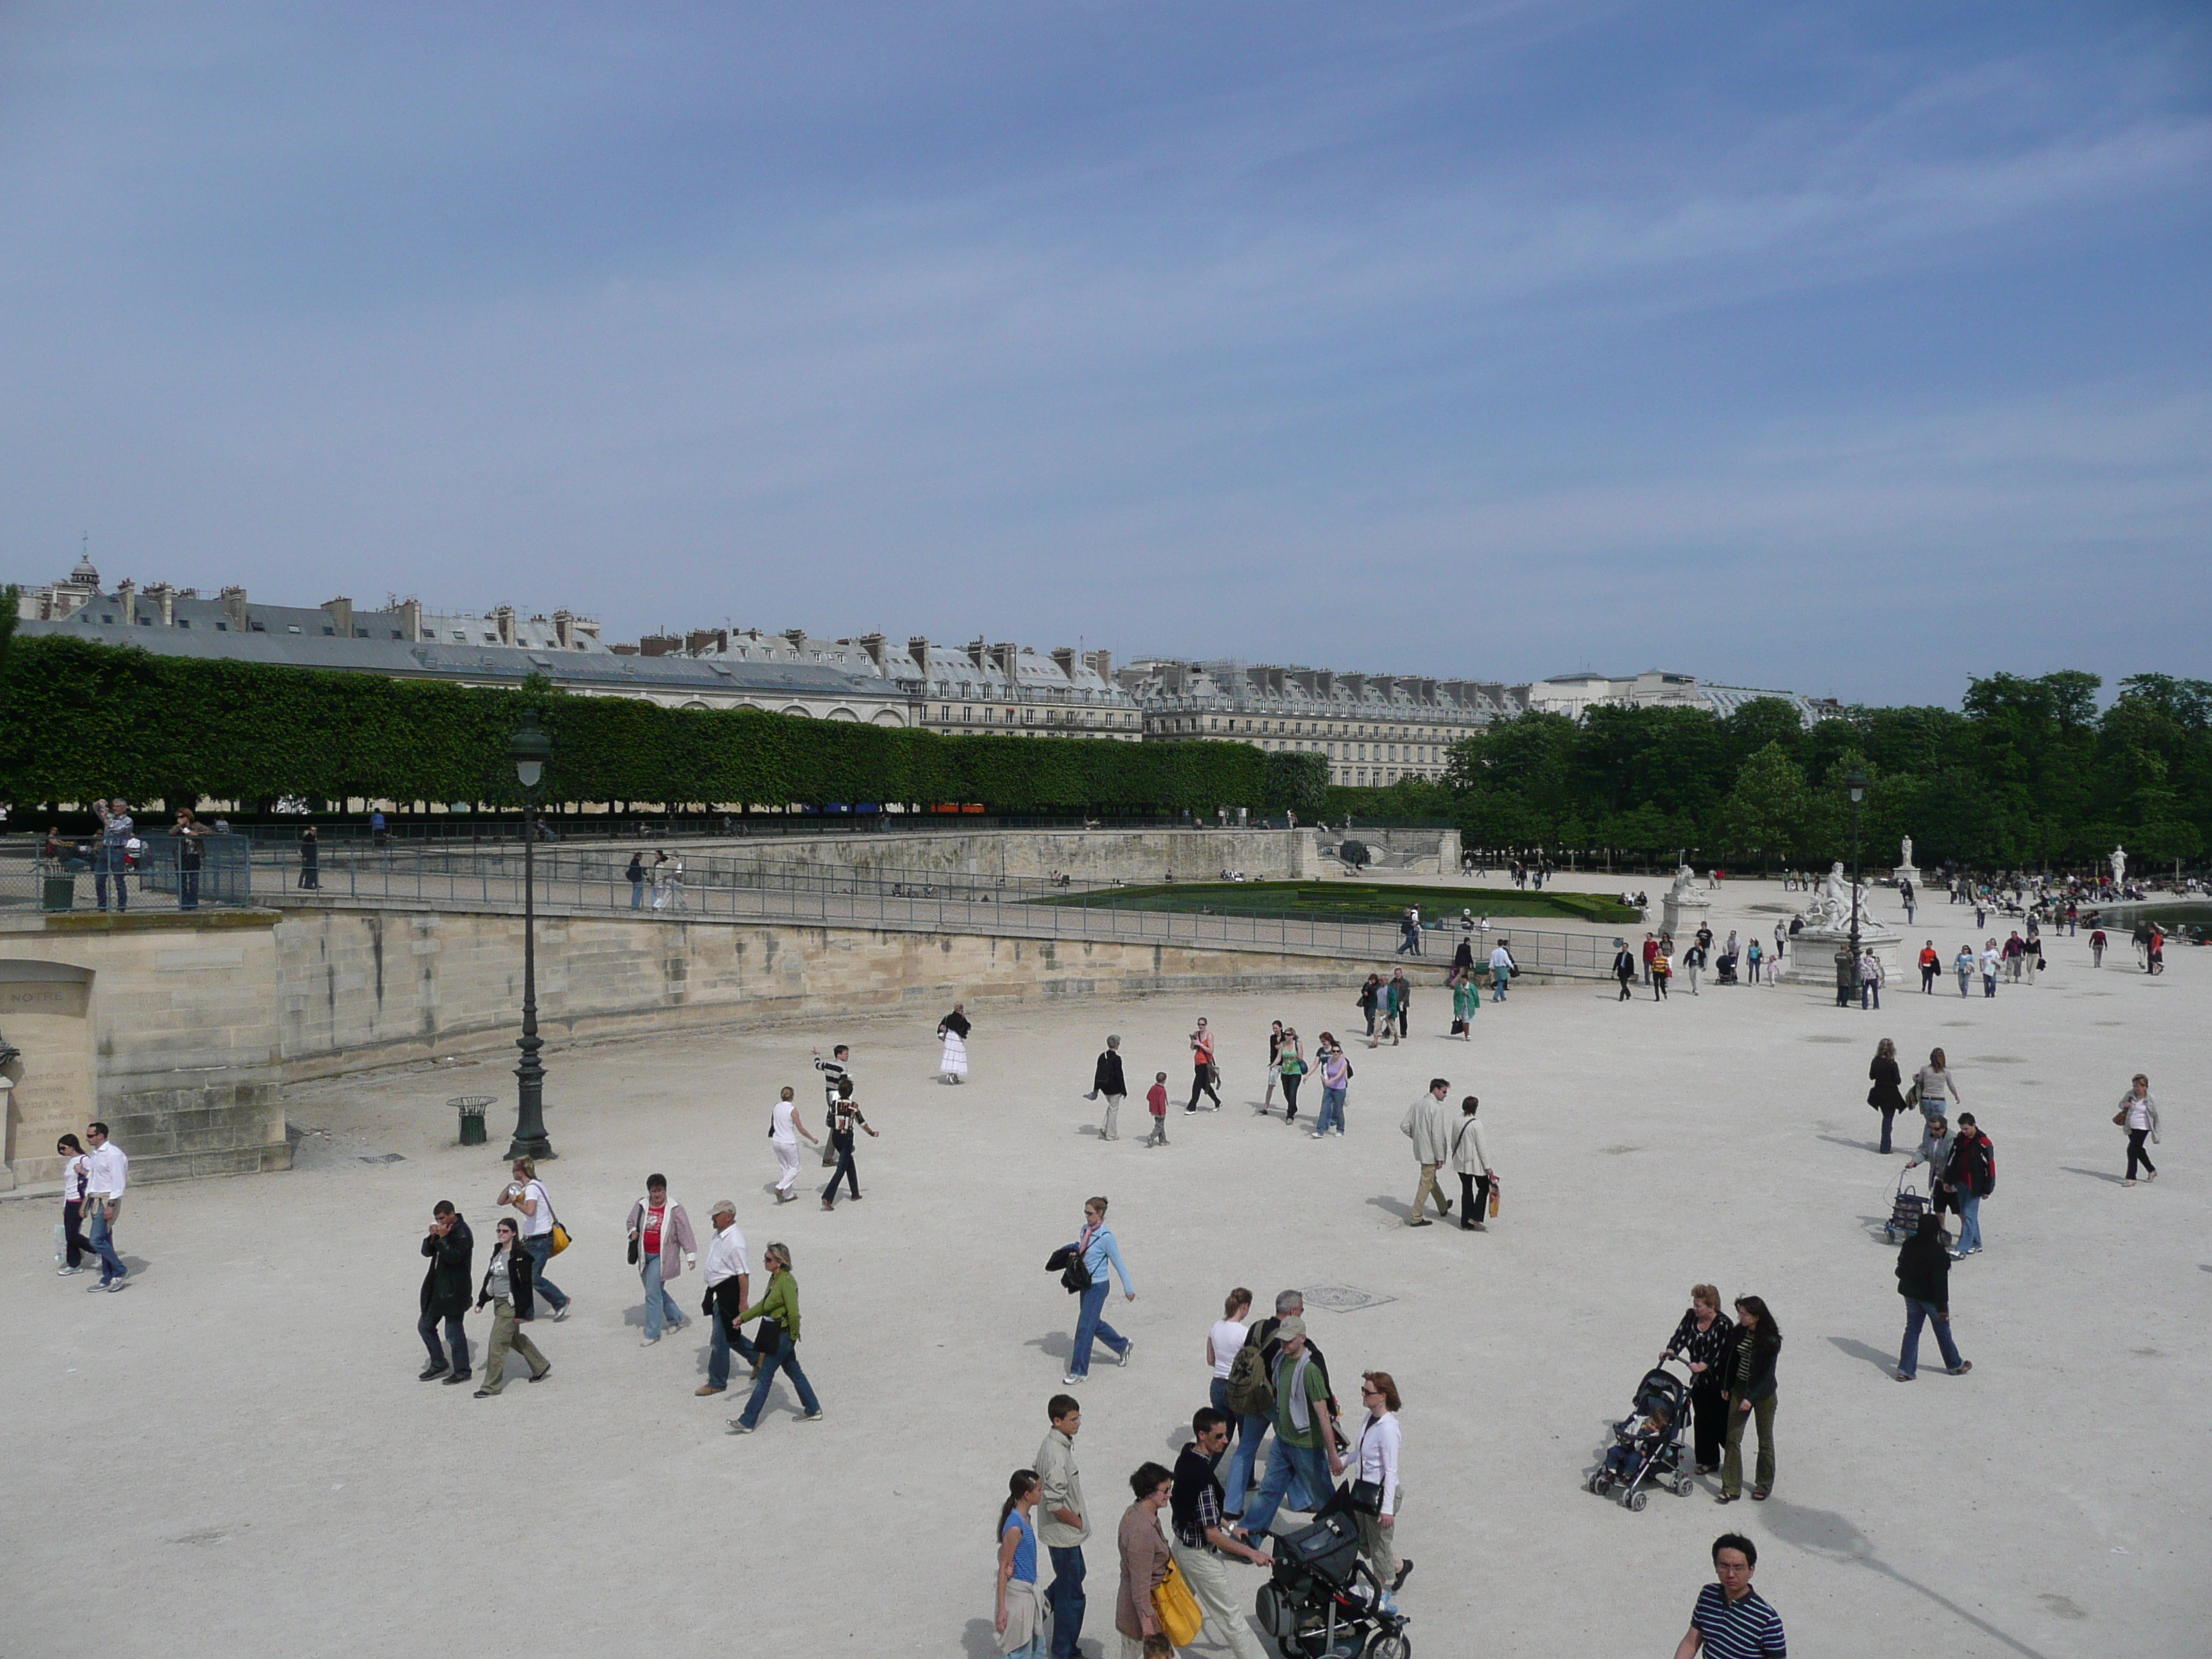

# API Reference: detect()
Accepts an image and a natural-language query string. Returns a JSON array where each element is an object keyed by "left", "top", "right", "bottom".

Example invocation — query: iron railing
[
  {"left": 0, "top": 835, "right": 254, "bottom": 915},
  {"left": 249, "top": 843, "right": 1614, "bottom": 976}
]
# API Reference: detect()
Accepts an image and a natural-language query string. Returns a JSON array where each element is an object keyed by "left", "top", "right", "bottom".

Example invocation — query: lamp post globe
[{"left": 507, "top": 710, "right": 554, "bottom": 1161}]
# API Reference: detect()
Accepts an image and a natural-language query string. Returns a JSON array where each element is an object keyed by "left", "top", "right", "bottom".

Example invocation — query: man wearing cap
[
  {"left": 1236, "top": 1318, "right": 1343, "bottom": 1538},
  {"left": 696, "top": 1200, "right": 757, "bottom": 1395}
]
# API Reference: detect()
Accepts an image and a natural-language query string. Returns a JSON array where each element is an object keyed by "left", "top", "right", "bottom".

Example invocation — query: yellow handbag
[
  {"left": 549, "top": 1221, "right": 572, "bottom": 1256},
  {"left": 1151, "top": 1558, "right": 1204, "bottom": 1649}
]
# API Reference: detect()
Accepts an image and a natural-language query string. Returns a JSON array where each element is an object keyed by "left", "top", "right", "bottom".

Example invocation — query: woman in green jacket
[{"left": 728, "top": 1242, "right": 822, "bottom": 1434}]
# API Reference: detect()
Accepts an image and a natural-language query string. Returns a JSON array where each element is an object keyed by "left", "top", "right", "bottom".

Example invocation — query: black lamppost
[
  {"left": 507, "top": 710, "right": 554, "bottom": 1160},
  {"left": 1846, "top": 766, "right": 1868, "bottom": 1006}
]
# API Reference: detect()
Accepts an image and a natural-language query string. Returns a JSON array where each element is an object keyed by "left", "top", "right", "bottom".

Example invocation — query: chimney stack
[
  {"left": 493, "top": 605, "right": 516, "bottom": 647},
  {"left": 1084, "top": 649, "right": 1112, "bottom": 681},
  {"left": 322, "top": 597, "right": 354, "bottom": 639},
  {"left": 221, "top": 585, "right": 250, "bottom": 631},
  {"left": 114, "top": 578, "right": 138, "bottom": 624}
]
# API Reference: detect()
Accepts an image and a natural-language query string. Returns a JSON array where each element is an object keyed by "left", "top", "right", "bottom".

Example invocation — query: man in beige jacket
[{"left": 1399, "top": 1079, "right": 1455, "bottom": 1227}]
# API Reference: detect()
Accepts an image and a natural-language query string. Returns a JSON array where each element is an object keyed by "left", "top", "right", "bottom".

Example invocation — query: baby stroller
[
  {"left": 1586, "top": 1367, "right": 1694, "bottom": 1511},
  {"left": 1714, "top": 951, "right": 1740, "bottom": 986},
  {"left": 1252, "top": 1508, "right": 1411, "bottom": 1659},
  {"left": 1884, "top": 1166, "right": 1930, "bottom": 1243}
]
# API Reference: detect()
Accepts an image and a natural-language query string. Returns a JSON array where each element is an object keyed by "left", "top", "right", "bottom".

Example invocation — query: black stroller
[
  {"left": 1585, "top": 1367, "right": 1694, "bottom": 1512},
  {"left": 1714, "top": 950, "right": 1740, "bottom": 985},
  {"left": 1252, "top": 1507, "right": 1411, "bottom": 1659}
]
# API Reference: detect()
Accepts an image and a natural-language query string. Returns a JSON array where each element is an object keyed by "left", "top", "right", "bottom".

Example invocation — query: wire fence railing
[
  {"left": 0, "top": 835, "right": 256, "bottom": 915},
  {"left": 250, "top": 845, "right": 1616, "bottom": 976}
]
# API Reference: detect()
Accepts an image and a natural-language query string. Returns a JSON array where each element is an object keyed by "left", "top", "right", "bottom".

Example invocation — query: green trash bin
[
  {"left": 42, "top": 873, "right": 76, "bottom": 912},
  {"left": 453, "top": 1096, "right": 493, "bottom": 1146}
]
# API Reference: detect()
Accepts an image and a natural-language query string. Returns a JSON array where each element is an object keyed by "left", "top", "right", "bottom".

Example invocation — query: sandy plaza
[{"left": 3, "top": 878, "right": 2203, "bottom": 1659}]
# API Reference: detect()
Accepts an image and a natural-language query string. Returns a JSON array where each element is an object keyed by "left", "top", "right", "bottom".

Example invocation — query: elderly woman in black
[
  {"left": 1714, "top": 1295, "right": 1781, "bottom": 1505},
  {"left": 1658, "top": 1285, "right": 1735, "bottom": 1475},
  {"left": 1868, "top": 1038, "right": 1907, "bottom": 1154}
]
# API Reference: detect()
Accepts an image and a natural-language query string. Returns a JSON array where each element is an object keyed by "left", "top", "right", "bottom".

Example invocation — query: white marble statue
[
  {"left": 2110, "top": 845, "right": 2126, "bottom": 888},
  {"left": 1900, "top": 836, "right": 1912, "bottom": 870},
  {"left": 1668, "top": 863, "right": 1700, "bottom": 902}
]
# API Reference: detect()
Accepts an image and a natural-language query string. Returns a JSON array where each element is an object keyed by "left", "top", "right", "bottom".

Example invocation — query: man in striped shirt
[{"left": 1673, "top": 1533, "right": 1786, "bottom": 1659}]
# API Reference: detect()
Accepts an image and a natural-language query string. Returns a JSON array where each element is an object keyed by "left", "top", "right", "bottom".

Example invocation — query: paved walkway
[{"left": 1, "top": 878, "right": 2200, "bottom": 1657}]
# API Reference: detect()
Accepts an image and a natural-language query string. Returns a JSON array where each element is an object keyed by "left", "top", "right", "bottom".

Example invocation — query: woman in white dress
[
  {"left": 938, "top": 1003, "right": 972, "bottom": 1084},
  {"left": 768, "top": 1086, "right": 819, "bottom": 1204}
]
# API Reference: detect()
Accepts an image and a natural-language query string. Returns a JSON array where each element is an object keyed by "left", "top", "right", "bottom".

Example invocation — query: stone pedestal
[
  {"left": 1661, "top": 894, "right": 1712, "bottom": 941},
  {"left": 1780, "top": 925, "right": 1902, "bottom": 987},
  {"left": 1895, "top": 863, "right": 1922, "bottom": 891}
]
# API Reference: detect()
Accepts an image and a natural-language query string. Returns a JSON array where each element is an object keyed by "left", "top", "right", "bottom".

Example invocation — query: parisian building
[
  {"left": 1114, "top": 660, "right": 1521, "bottom": 787},
  {"left": 622, "top": 628, "right": 1143, "bottom": 739},
  {"left": 1524, "top": 670, "right": 1840, "bottom": 726},
  {"left": 9, "top": 557, "right": 908, "bottom": 724}
]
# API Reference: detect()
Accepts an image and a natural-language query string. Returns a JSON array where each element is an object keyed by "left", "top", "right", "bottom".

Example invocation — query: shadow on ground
[{"left": 1758, "top": 1496, "right": 2054, "bottom": 1658}]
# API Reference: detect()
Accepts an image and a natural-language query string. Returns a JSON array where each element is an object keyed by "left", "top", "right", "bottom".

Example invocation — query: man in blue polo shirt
[{"left": 1673, "top": 1532, "right": 1785, "bottom": 1659}]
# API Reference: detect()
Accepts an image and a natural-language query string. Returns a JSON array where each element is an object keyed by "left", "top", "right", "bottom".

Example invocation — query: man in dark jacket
[
  {"left": 1893, "top": 1213, "right": 1970, "bottom": 1380},
  {"left": 1945, "top": 1114, "right": 1995, "bottom": 1258},
  {"left": 1614, "top": 943, "right": 1637, "bottom": 1001},
  {"left": 1092, "top": 1036, "right": 1128, "bottom": 1141},
  {"left": 418, "top": 1201, "right": 475, "bottom": 1383}
]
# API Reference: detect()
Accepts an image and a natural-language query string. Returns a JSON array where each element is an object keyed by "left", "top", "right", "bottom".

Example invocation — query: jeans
[
  {"left": 1239, "top": 1438, "right": 1330, "bottom": 1537},
  {"left": 1958, "top": 970, "right": 1971, "bottom": 996},
  {"left": 1224, "top": 1411, "right": 1271, "bottom": 1513},
  {"left": 1069, "top": 1280, "right": 1128, "bottom": 1376},
  {"left": 418, "top": 1306, "right": 469, "bottom": 1374},
  {"left": 1721, "top": 1390, "right": 1775, "bottom": 1496},
  {"left": 1898, "top": 1298, "right": 1962, "bottom": 1377},
  {"left": 1281, "top": 1072, "right": 1302, "bottom": 1120},
  {"left": 822, "top": 1143, "right": 860, "bottom": 1203},
  {"left": 95, "top": 852, "right": 127, "bottom": 911},
  {"left": 1314, "top": 1087, "right": 1346, "bottom": 1135},
  {"left": 1045, "top": 1545, "right": 1086, "bottom": 1659},
  {"left": 1983, "top": 974, "right": 1997, "bottom": 997},
  {"left": 522, "top": 1233, "right": 568, "bottom": 1316},
  {"left": 1863, "top": 982, "right": 1880, "bottom": 1009},
  {"left": 1956, "top": 1192, "right": 1983, "bottom": 1252},
  {"left": 734, "top": 1336, "right": 820, "bottom": 1426},
  {"left": 639, "top": 1256, "right": 684, "bottom": 1340},
  {"left": 630, "top": 878, "right": 644, "bottom": 909},
  {"left": 179, "top": 868, "right": 200, "bottom": 909},
  {"left": 707, "top": 1305, "right": 758, "bottom": 1389},
  {"left": 89, "top": 1205, "right": 125, "bottom": 1283},
  {"left": 1878, "top": 1108, "right": 1897, "bottom": 1154},
  {"left": 1493, "top": 972, "right": 1508, "bottom": 1001},
  {"left": 2126, "top": 1129, "right": 2157, "bottom": 1179}
]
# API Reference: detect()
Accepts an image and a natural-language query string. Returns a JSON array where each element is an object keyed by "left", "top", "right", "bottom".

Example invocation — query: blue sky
[{"left": 2, "top": 1, "right": 2206, "bottom": 705}]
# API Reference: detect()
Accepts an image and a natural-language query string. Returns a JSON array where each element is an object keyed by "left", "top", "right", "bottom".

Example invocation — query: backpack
[
  {"left": 1225, "top": 1330, "right": 1276, "bottom": 1417},
  {"left": 1976, "top": 1136, "right": 1997, "bottom": 1197}
]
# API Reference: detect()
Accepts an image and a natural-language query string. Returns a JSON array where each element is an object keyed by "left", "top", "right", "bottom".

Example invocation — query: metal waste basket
[
  {"left": 452, "top": 1095, "right": 493, "bottom": 1146},
  {"left": 42, "top": 874, "right": 76, "bottom": 912}
]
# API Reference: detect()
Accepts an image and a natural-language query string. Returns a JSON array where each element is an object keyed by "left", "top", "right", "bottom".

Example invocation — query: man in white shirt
[
  {"left": 698, "top": 1201, "right": 757, "bottom": 1396},
  {"left": 84, "top": 1121, "right": 130, "bottom": 1290}
]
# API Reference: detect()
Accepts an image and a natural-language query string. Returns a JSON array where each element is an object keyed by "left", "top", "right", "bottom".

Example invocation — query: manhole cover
[
  {"left": 359, "top": 1152, "right": 407, "bottom": 1164},
  {"left": 1300, "top": 1284, "right": 1395, "bottom": 1313}
]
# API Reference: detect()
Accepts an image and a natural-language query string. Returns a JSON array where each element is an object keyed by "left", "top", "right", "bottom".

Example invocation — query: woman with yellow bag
[{"left": 1115, "top": 1463, "right": 1187, "bottom": 1657}]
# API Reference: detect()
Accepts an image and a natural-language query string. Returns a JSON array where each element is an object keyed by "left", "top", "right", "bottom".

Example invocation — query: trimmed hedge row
[{"left": 0, "top": 637, "right": 1279, "bottom": 813}]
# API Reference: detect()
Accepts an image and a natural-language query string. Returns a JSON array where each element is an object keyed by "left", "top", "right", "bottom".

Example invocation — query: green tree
[{"left": 1716, "top": 742, "right": 1809, "bottom": 870}]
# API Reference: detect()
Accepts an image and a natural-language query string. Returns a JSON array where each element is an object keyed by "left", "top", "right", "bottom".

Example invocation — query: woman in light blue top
[
  {"left": 1063, "top": 1197, "right": 1136, "bottom": 1382},
  {"left": 995, "top": 1470, "right": 1046, "bottom": 1657}
]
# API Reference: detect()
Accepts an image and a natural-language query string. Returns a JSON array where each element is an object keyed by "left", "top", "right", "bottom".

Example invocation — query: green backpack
[{"left": 1225, "top": 1331, "right": 1275, "bottom": 1418}]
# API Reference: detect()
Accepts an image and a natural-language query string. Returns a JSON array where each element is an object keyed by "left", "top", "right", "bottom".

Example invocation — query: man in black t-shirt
[{"left": 1170, "top": 1409, "right": 1274, "bottom": 1659}]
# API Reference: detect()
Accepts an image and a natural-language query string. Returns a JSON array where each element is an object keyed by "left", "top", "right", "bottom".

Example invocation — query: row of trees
[
  {"left": 0, "top": 636, "right": 1328, "bottom": 817},
  {"left": 1341, "top": 673, "right": 2209, "bottom": 870}
]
